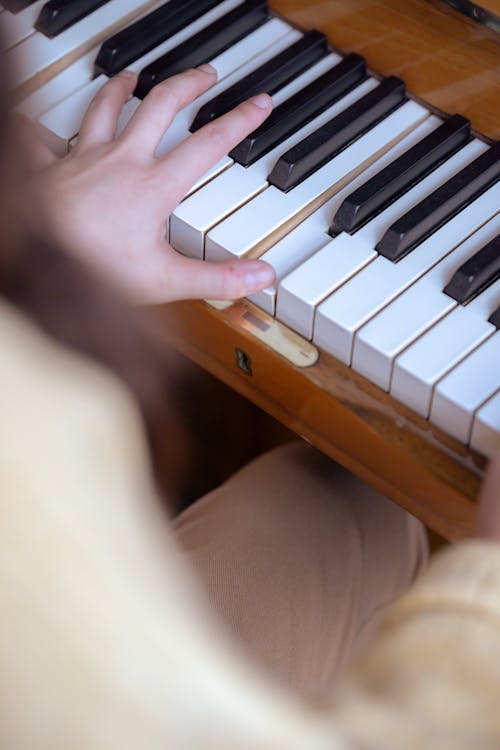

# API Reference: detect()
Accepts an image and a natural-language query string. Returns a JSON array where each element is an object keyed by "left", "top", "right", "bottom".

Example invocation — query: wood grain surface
[{"left": 270, "top": 0, "right": 500, "bottom": 139}]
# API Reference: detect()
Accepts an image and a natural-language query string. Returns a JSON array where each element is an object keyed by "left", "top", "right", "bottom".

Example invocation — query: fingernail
[
  {"left": 118, "top": 69, "right": 136, "bottom": 80},
  {"left": 244, "top": 262, "right": 275, "bottom": 292},
  {"left": 198, "top": 63, "right": 217, "bottom": 75},
  {"left": 250, "top": 93, "right": 273, "bottom": 110}
]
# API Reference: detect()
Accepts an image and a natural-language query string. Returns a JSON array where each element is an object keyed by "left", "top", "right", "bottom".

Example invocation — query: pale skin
[
  {"left": 15, "top": 64, "right": 500, "bottom": 532},
  {"left": 18, "top": 64, "right": 276, "bottom": 304}
]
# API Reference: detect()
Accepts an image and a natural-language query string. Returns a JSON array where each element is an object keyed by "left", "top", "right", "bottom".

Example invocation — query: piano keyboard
[{"left": 5, "top": 0, "right": 500, "bottom": 463}]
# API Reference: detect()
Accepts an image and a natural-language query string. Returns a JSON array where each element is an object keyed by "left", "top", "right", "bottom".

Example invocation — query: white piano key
[
  {"left": 15, "top": 46, "right": 99, "bottom": 119},
  {"left": 313, "top": 158, "right": 496, "bottom": 365},
  {"left": 471, "top": 391, "right": 500, "bottom": 459},
  {"left": 187, "top": 155, "right": 235, "bottom": 195},
  {"left": 205, "top": 98, "right": 429, "bottom": 263},
  {"left": 7, "top": 0, "right": 172, "bottom": 90},
  {"left": 248, "top": 210, "right": 332, "bottom": 315},
  {"left": 391, "top": 277, "right": 500, "bottom": 418},
  {"left": 430, "top": 332, "right": 500, "bottom": 444},
  {"left": 1, "top": 0, "right": 44, "bottom": 51},
  {"left": 202, "top": 15, "right": 299, "bottom": 80},
  {"left": 352, "top": 213, "right": 500, "bottom": 391},
  {"left": 170, "top": 72, "right": 374, "bottom": 259},
  {"left": 39, "top": 15, "right": 294, "bottom": 154},
  {"left": 253, "top": 117, "right": 442, "bottom": 317}
]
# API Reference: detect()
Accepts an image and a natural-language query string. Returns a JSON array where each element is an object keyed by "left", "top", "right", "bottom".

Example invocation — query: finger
[
  {"left": 77, "top": 70, "right": 137, "bottom": 149},
  {"left": 11, "top": 113, "right": 58, "bottom": 173},
  {"left": 157, "top": 93, "right": 273, "bottom": 200},
  {"left": 161, "top": 253, "right": 276, "bottom": 302},
  {"left": 120, "top": 65, "right": 218, "bottom": 156}
]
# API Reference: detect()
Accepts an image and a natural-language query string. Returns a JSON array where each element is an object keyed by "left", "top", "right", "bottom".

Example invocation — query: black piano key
[
  {"left": 134, "top": 0, "right": 270, "bottom": 100},
  {"left": 94, "top": 0, "right": 223, "bottom": 78},
  {"left": 376, "top": 142, "right": 500, "bottom": 262},
  {"left": 443, "top": 234, "right": 500, "bottom": 304},
  {"left": 3, "top": 0, "right": 38, "bottom": 12},
  {"left": 229, "top": 53, "right": 367, "bottom": 167},
  {"left": 331, "top": 114, "right": 471, "bottom": 235},
  {"left": 190, "top": 30, "right": 329, "bottom": 131},
  {"left": 268, "top": 76, "right": 407, "bottom": 193},
  {"left": 35, "top": 0, "right": 110, "bottom": 38},
  {"left": 488, "top": 305, "right": 500, "bottom": 330}
]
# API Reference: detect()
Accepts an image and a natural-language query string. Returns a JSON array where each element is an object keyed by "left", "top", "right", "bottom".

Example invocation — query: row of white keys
[
  {"left": 352, "top": 213, "right": 500, "bottom": 391},
  {"left": 471, "top": 391, "right": 500, "bottom": 459},
  {"left": 6, "top": 0, "right": 162, "bottom": 91},
  {"left": 38, "top": 14, "right": 295, "bottom": 155},
  {"left": 275, "top": 115, "right": 474, "bottom": 337},
  {"left": 313, "top": 144, "right": 496, "bottom": 364},
  {"left": 431, "top": 332, "right": 500, "bottom": 445},
  {"left": 204, "top": 99, "right": 429, "bottom": 264},
  {"left": 392, "top": 275, "right": 500, "bottom": 417},
  {"left": 1, "top": 0, "right": 44, "bottom": 51},
  {"left": 170, "top": 64, "right": 373, "bottom": 259},
  {"left": 249, "top": 117, "right": 441, "bottom": 316},
  {"left": 15, "top": 0, "right": 168, "bottom": 119}
]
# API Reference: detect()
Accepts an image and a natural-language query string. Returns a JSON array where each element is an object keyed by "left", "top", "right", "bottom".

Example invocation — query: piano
[{"left": 3, "top": 0, "right": 499, "bottom": 539}]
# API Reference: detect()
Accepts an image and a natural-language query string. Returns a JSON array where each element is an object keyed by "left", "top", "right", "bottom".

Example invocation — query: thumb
[{"left": 166, "top": 255, "right": 276, "bottom": 302}]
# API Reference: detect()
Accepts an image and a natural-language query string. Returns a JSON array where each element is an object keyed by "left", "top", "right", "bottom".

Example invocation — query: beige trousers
[{"left": 174, "top": 443, "right": 429, "bottom": 699}]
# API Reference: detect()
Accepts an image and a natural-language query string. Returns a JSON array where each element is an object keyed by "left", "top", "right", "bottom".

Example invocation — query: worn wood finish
[
  {"left": 158, "top": 300, "right": 482, "bottom": 541},
  {"left": 270, "top": 0, "right": 500, "bottom": 139}
]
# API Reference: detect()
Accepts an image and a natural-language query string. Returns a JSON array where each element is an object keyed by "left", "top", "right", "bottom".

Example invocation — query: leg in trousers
[{"left": 173, "top": 442, "right": 429, "bottom": 699}]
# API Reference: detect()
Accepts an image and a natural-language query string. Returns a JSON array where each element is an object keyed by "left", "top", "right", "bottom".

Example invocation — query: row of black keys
[{"left": 7, "top": 0, "right": 500, "bottom": 270}]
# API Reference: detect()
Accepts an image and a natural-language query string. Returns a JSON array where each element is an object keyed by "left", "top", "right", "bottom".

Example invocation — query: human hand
[
  {"left": 476, "top": 451, "right": 500, "bottom": 539},
  {"left": 17, "top": 66, "right": 276, "bottom": 304}
]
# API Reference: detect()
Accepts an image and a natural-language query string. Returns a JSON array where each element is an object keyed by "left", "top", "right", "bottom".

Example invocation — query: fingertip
[
  {"left": 117, "top": 69, "right": 137, "bottom": 80},
  {"left": 242, "top": 260, "right": 276, "bottom": 293},
  {"left": 197, "top": 63, "right": 218, "bottom": 78},
  {"left": 249, "top": 93, "right": 273, "bottom": 111},
  {"left": 116, "top": 69, "right": 138, "bottom": 91}
]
